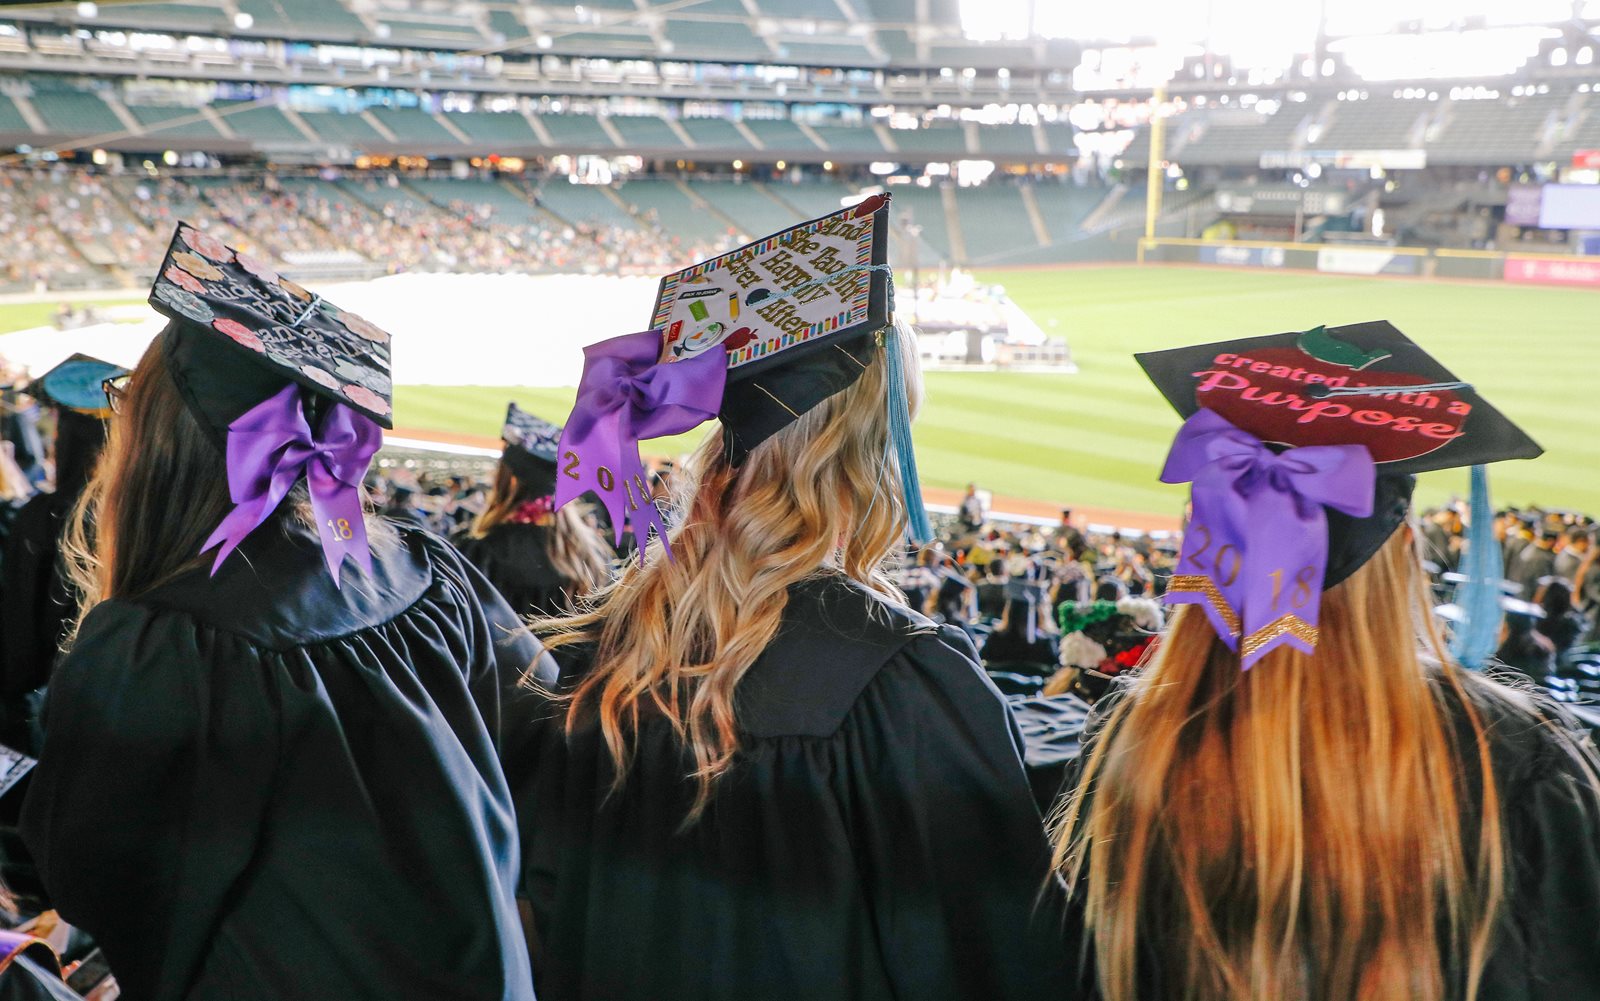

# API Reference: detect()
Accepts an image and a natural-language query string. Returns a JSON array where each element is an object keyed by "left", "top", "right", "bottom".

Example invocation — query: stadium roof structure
[{"left": 0, "top": 0, "right": 1080, "bottom": 74}]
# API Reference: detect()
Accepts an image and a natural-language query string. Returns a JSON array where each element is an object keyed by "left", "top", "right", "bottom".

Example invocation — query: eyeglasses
[{"left": 102, "top": 374, "right": 131, "bottom": 415}]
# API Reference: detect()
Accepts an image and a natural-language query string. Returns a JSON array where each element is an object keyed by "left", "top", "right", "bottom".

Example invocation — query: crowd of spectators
[{"left": 0, "top": 165, "right": 743, "bottom": 291}]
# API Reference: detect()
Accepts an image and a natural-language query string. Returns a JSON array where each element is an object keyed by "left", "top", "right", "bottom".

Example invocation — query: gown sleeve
[
  {"left": 18, "top": 600, "right": 280, "bottom": 1001},
  {"left": 842, "top": 626, "right": 1073, "bottom": 999},
  {"left": 1499, "top": 724, "right": 1600, "bottom": 995},
  {"left": 433, "top": 537, "right": 552, "bottom": 753}
]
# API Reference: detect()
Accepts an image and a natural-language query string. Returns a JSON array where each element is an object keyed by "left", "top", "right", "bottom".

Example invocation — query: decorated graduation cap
[
  {"left": 147, "top": 222, "right": 393, "bottom": 585},
  {"left": 1136, "top": 320, "right": 1541, "bottom": 669},
  {"left": 26, "top": 354, "right": 128, "bottom": 418},
  {"left": 501, "top": 402, "right": 563, "bottom": 496},
  {"left": 555, "top": 193, "right": 930, "bottom": 558}
]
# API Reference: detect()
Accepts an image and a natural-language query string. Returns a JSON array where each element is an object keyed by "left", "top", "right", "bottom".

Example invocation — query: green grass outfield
[
  {"left": 6, "top": 266, "right": 1596, "bottom": 518},
  {"left": 395, "top": 265, "right": 1600, "bottom": 518}
]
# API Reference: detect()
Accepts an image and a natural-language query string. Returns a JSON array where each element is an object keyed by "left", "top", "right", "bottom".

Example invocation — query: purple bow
[
  {"left": 1161, "top": 408, "right": 1375, "bottom": 669},
  {"left": 201, "top": 384, "right": 382, "bottom": 586},
  {"left": 554, "top": 330, "right": 727, "bottom": 560}
]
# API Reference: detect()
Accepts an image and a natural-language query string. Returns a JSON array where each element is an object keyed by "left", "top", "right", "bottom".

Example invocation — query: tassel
[
  {"left": 884, "top": 320, "right": 933, "bottom": 544},
  {"left": 1450, "top": 464, "right": 1503, "bottom": 671}
]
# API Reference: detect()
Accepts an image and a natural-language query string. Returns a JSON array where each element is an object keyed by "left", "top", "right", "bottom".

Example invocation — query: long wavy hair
[
  {"left": 63, "top": 337, "right": 381, "bottom": 636},
  {"left": 1053, "top": 527, "right": 1516, "bottom": 1001},
  {"left": 535, "top": 324, "right": 923, "bottom": 820},
  {"left": 470, "top": 460, "right": 611, "bottom": 599}
]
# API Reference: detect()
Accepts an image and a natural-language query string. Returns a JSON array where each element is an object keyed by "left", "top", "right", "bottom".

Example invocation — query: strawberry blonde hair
[
  {"left": 1053, "top": 527, "right": 1512, "bottom": 1001},
  {"left": 534, "top": 327, "right": 923, "bottom": 820}
]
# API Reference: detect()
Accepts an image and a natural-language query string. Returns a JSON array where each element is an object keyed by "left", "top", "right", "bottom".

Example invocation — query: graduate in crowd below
[
  {"left": 454, "top": 403, "right": 611, "bottom": 618},
  {"left": 507, "top": 198, "right": 1071, "bottom": 1001},
  {"left": 19, "top": 226, "right": 540, "bottom": 1001},
  {"left": 0, "top": 355, "right": 124, "bottom": 754},
  {"left": 1054, "top": 321, "right": 1600, "bottom": 1001}
]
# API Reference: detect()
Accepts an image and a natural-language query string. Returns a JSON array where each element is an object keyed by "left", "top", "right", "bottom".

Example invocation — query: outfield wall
[{"left": 1139, "top": 238, "right": 1600, "bottom": 288}]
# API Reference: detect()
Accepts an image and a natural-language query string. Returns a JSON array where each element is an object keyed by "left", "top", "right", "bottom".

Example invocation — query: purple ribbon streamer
[
  {"left": 554, "top": 330, "right": 728, "bottom": 561},
  {"left": 1160, "top": 408, "right": 1375, "bottom": 669},
  {"left": 201, "top": 384, "right": 382, "bottom": 587}
]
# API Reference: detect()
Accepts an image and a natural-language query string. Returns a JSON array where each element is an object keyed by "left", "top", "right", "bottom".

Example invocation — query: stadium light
[
  {"left": 75, "top": 2, "right": 96, "bottom": 18},
  {"left": 163, "top": 150, "right": 178, "bottom": 166},
  {"left": 732, "top": 159, "right": 744, "bottom": 170},
  {"left": 823, "top": 161, "right": 834, "bottom": 171},
  {"left": 775, "top": 160, "right": 787, "bottom": 171},
  {"left": 91, "top": 148, "right": 107, "bottom": 165},
  {"left": 232, "top": 11, "right": 253, "bottom": 30}
]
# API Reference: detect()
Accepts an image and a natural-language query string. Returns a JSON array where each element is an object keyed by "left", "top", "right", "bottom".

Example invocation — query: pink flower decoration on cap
[
  {"left": 173, "top": 251, "right": 224, "bottom": 282},
  {"left": 236, "top": 252, "right": 279, "bottom": 285},
  {"left": 300, "top": 365, "right": 341, "bottom": 391},
  {"left": 340, "top": 313, "right": 389, "bottom": 344},
  {"left": 213, "top": 318, "right": 264, "bottom": 352},
  {"left": 180, "top": 226, "right": 233, "bottom": 264},
  {"left": 164, "top": 266, "right": 206, "bottom": 294},
  {"left": 342, "top": 384, "right": 390, "bottom": 416},
  {"left": 279, "top": 277, "right": 313, "bottom": 302}
]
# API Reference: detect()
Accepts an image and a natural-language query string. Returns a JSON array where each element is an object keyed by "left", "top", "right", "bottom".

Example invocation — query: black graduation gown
[
  {"left": 19, "top": 520, "right": 539, "bottom": 1001},
  {"left": 0, "top": 492, "right": 75, "bottom": 698},
  {"left": 1058, "top": 678, "right": 1600, "bottom": 1000},
  {"left": 454, "top": 522, "right": 574, "bottom": 620},
  {"left": 506, "top": 575, "right": 1073, "bottom": 1001}
]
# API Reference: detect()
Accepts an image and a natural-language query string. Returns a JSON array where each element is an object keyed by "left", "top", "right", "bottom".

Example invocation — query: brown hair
[
  {"left": 63, "top": 337, "right": 381, "bottom": 635},
  {"left": 1053, "top": 528, "right": 1509, "bottom": 1001},
  {"left": 470, "top": 460, "right": 610, "bottom": 600},
  {"left": 535, "top": 324, "right": 922, "bottom": 820}
]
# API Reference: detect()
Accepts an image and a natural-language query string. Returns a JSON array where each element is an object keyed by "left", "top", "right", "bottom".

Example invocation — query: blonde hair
[
  {"left": 536, "top": 324, "right": 922, "bottom": 820},
  {"left": 470, "top": 460, "right": 611, "bottom": 600},
  {"left": 1053, "top": 528, "right": 1507, "bottom": 1001},
  {"left": 0, "top": 442, "right": 29, "bottom": 503}
]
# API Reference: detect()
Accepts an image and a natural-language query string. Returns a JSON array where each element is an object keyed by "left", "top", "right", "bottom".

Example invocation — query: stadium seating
[
  {"left": 1180, "top": 109, "right": 1306, "bottom": 166},
  {"left": 375, "top": 17, "right": 487, "bottom": 48},
  {"left": 28, "top": 89, "right": 122, "bottom": 135},
  {"left": 369, "top": 107, "right": 460, "bottom": 146},
  {"left": 534, "top": 180, "right": 640, "bottom": 230},
  {"left": 213, "top": 101, "right": 307, "bottom": 143},
  {"left": 680, "top": 117, "right": 747, "bottom": 150},
  {"left": 608, "top": 115, "right": 687, "bottom": 152},
  {"left": 761, "top": 178, "right": 859, "bottom": 218},
  {"left": 1030, "top": 184, "right": 1105, "bottom": 244},
  {"left": 126, "top": 104, "right": 225, "bottom": 141},
  {"left": 743, "top": 119, "right": 823, "bottom": 152},
  {"left": 616, "top": 178, "right": 733, "bottom": 244},
  {"left": 661, "top": 19, "right": 767, "bottom": 61},
  {"left": 886, "top": 183, "right": 953, "bottom": 260},
  {"left": 810, "top": 123, "right": 889, "bottom": 154},
  {"left": 887, "top": 122, "right": 967, "bottom": 157},
  {"left": 1316, "top": 98, "right": 1427, "bottom": 151},
  {"left": 234, "top": 0, "right": 367, "bottom": 37},
  {"left": 536, "top": 113, "right": 616, "bottom": 150},
  {"left": 0, "top": 94, "right": 31, "bottom": 134},
  {"left": 775, "top": 40, "right": 876, "bottom": 67},
  {"left": 1041, "top": 122, "right": 1076, "bottom": 158},
  {"left": 298, "top": 110, "right": 386, "bottom": 146},
  {"left": 406, "top": 177, "right": 548, "bottom": 227},
  {"left": 1554, "top": 93, "right": 1600, "bottom": 159},
  {"left": 756, "top": 0, "right": 849, "bottom": 19},
  {"left": 450, "top": 110, "right": 540, "bottom": 146},
  {"left": 973, "top": 124, "right": 1041, "bottom": 158},
  {"left": 687, "top": 180, "right": 796, "bottom": 238},
  {"left": 956, "top": 184, "right": 1039, "bottom": 264}
]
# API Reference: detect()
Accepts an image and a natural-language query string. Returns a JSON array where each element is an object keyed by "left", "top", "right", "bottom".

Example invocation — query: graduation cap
[
  {"left": 1137, "top": 321, "right": 1542, "bottom": 669},
  {"left": 145, "top": 223, "right": 391, "bottom": 585},
  {"left": 501, "top": 402, "right": 562, "bottom": 496},
  {"left": 149, "top": 222, "right": 393, "bottom": 435},
  {"left": 555, "top": 195, "right": 931, "bottom": 558},
  {"left": 648, "top": 193, "right": 894, "bottom": 461},
  {"left": 25, "top": 353, "right": 128, "bottom": 418}
]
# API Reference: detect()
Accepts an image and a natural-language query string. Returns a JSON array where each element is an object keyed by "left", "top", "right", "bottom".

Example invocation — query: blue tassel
[
  {"left": 884, "top": 322, "right": 933, "bottom": 544},
  {"left": 1450, "top": 464, "right": 1503, "bottom": 670}
]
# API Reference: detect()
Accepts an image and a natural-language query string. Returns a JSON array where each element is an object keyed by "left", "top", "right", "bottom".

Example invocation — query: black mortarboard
[
  {"left": 1137, "top": 320, "right": 1542, "bottom": 586},
  {"left": 26, "top": 353, "right": 128, "bottom": 417},
  {"left": 501, "top": 402, "right": 562, "bottom": 496},
  {"left": 647, "top": 193, "right": 893, "bottom": 462},
  {"left": 147, "top": 222, "right": 394, "bottom": 439}
]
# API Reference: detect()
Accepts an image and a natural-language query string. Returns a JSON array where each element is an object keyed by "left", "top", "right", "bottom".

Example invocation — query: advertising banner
[
  {"left": 1315, "top": 248, "right": 1420, "bottom": 276},
  {"left": 1199, "top": 244, "right": 1286, "bottom": 268},
  {"left": 1504, "top": 255, "right": 1600, "bottom": 287}
]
